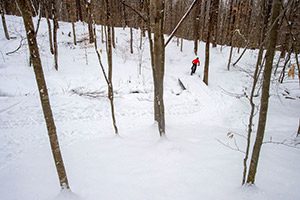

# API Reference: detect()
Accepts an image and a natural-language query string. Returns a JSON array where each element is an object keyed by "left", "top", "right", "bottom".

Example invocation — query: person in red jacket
[{"left": 191, "top": 57, "right": 200, "bottom": 75}]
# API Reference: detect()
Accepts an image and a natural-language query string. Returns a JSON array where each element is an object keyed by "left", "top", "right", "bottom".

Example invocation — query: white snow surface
[{"left": 0, "top": 16, "right": 300, "bottom": 200}]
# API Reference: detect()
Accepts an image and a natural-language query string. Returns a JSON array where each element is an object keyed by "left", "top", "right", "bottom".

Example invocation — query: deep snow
[{"left": 0, "top": 16, "right": 299, "bottom": 200}]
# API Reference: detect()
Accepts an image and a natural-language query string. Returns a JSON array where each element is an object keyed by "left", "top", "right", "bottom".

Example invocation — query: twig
[
  {"left": 216, "top": 138, "right": 245, "bottom": 154},
  {"left": 6, "top": 36, "right": 25, "bottom": 55},
  {"left": 71, "top": 89, "right": 106, "bottom": 98},
  {"left": 263, "top": 140, "right": 300, "bottom": 149},
  {"left": 219, "top": 86, "right": 245, "bottom": 99},
  {"left": 227, "top": 131, "right": 248, "bottom": 140}
]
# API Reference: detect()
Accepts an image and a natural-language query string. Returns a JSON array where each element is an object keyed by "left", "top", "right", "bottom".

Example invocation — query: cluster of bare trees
[
  {"left": 2, "top": 0, "right": 300, "bottom": 52},
  {"left": 2, "top": 0, "right": 299, "bottom": 192}
]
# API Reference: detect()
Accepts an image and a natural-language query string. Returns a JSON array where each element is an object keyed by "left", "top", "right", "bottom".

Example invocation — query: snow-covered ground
[{"left": 0, "top": 16, "right": 299, "bottom": 200}]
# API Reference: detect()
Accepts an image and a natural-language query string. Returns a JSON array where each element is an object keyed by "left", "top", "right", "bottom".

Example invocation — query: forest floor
[{"left": 0, "top": 16, "right": 300, "bottom": 200}]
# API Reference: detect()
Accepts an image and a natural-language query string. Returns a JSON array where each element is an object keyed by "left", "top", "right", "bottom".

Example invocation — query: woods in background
[{"left": 2, "top": 0, "right": 300, "bottom": 54}]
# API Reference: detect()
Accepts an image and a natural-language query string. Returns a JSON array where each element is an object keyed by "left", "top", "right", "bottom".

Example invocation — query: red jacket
[{"left": 192, "top": 58, "right": 200, "bottom": 65}]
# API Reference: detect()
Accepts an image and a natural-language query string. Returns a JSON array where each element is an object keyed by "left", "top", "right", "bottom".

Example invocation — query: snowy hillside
[{"left": 0, "top": 16, "right": 299, "bottom": 200}]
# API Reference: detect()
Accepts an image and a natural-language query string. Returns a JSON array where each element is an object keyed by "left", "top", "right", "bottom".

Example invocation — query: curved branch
[
  {"left": 6, "top": 37, "right": 25, "bottom": 55},
  {"left": 120, "top": 1, "right": 147, "bottom": 22}
]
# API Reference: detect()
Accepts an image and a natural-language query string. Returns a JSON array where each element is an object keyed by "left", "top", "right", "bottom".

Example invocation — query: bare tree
[
  {"left": 246, "top": 0, "right": 281, "bottom": 184},
  {"left": 151, "top": 0, "right": 166, "bottom": 136},
  {"left": 65, "top": 0, "right": 77, "bottom": 45},
  {"left": 105, "top": 0, "right": 119, "bottom": 135},
  {"left": 203, "top": 0, "right": 220, "bottom": 85},
  {"left": 242, "top": 0, "right": 272, "bottom": 185},
  {"left": 52, "top": 0, "right": 59, "bottom": 70},
  {"left": 130, "top": 27, "right": 133, "bottom": 54},
  {"left": 75, "top": 0, "right": 83, "bottom": 21},
  {"left": 0, "top": 0, "right": 10, "bottom": 40},
  {"left": 193, "top": 0, "right": 201, "bottom": 55},
  {"left": 86, "top": 0, "right": 94, "bottom": 44},
  {"left": 41, "top": 0, "right": 54, "bottom": 54},
  {"left": 226, "top": 0, "right": 237, "bottom": 71},
  {"left": 16, "top": 0, "right": 70, "bottom": 189}
]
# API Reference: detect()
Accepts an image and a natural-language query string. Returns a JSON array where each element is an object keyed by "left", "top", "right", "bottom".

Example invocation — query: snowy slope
[{"left": 0, "top": 16, "right": 300, "bottom": 200}]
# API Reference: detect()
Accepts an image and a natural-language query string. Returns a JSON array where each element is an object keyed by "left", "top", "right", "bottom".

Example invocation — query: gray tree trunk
[
  {"left": 246, "top": 0, "right": 281, "bottom": 184},
  {"left": 130, "top": 27, "right": 133, "bottom": 54},
  {"left": 105, "top": 0, "right": 118, "bottom": 135},
  {"left": 72, "top": 22, "right": 77, "bottom": 45},
  {"left": 86, "top": 0, "right": 94, "bottom": 44},
  {"left": 151, "top": 0, "right": 166, "bottom": 136},
  {"left": 16, "top": 0, "right": 70, "bottom": 189},
  {"left": 203, "top": 0, "right": 220, "bottom": 85},
  {"left": 0, "top": 1, "right": 10, "bottom": 40},
  {"left": 52, "top": 0, "right": 59, "bottom": 70},
  {"left": 42, "top": 0, "right": 54, "bottom": 54}
]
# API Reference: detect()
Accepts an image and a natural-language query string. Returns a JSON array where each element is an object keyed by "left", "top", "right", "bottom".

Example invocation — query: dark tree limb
[
  {"left": 165, "top": 0, "right": 199, "bottom": 47},
  {"left": 6, "top": 36, "right": 25, "bottom": 55},
  {"left": 121, "top": 1, "right": 147, "bottom": 22}
]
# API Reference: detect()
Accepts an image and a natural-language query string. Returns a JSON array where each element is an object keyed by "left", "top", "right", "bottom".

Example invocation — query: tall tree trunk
[
  {"left": 200, "top": 0, "right": 207, "bottom": 41},
  {"left": 144, "top": 0, "right": 158, "bottom": 122},
  {"left": 86, "top": 0, "right": 94, "bottom": 44},
  {"left": 212, "top": 0, "right": 220, "bottom": 47},
  {"left": 151, "top": 0, "right": 166, "bottom": 136},
  {"left": 75, "top": 0, "right": 83, "bottom": 21},
  {"left": 105, "top": 0, "right": 118, "bottom": 135},
  {"left": 246, "top": 0, "right": 281, "bottom": 184},
  {"left": 180, "top": 38, "right": 183, "bottom": 52},
  {"left": 130, "top": 27, "right": 133, "bottom": 54},
  {"left": 52, "top": 0, "right": 59, "bottom": 70},
  {"left": 65, "top": 0, "right": 77, "bottom": 45},
  {"left": 203, "top": 0, "right": 220, "bottom": 85},
  {"left": 16, "top": 0, "right": 70, "bottom": 189},
  {"left": 226, "top": 0, "right": 237, "bottom": 71},
  {"left": 112, "top": 27, "right": 116, "bottom": 48},
  {"left": 43, "top": 0, "right": 54, "bottom": 54},
  {"left": 193, "top": 0, "right": 201, "bottom": 55},
  {"left": 35, "top": 3, "right": 42, "bottom": 35},
  {"left": 0, "top": 0, "right": 10, "bottom": 40},
  {"left": 72, "top": 22, "right": 77, "bottom": 45},
  {"left": 101, "top": 25, "right": 104, "bottom": 43},
  {"left": 242, "top": 0, "right": 272, "bottom": 184}
]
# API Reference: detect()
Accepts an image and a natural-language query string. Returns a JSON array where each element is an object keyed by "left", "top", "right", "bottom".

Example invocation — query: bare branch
[
  {"left": 120, "top": 1, "right": 147, "bottom": 22},
  {"left": 216, "top": 138, "right": 246, "bottom": 154},
  {"left": 165, "top": 0, "right": 199, "bottom": 47},
  {"left": 6, "top": 36, "right": 25, "bottom": 55},
  {"left": 263, "top": 140, "right": 300, "bottom": 149}
]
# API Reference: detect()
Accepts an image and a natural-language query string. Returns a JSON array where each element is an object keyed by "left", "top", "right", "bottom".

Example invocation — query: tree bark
[
  {"left": 105, "top": 0, "right": 118, "bottom": 135},
  {"left": 86, "top": 0, "right": 94, "bottom": 44},
  {"left": 16, "top": 0, "right": 70, "bottom": 189},
  {"left": 0, "top": 3, "right": 10, "bottom": 40},
  {"left": 52, "top": 0, "right": 59, "bottom": 70},
  {"left": 72, "top": 22, "right": 77, "bottom": 45},
  {"left": 75, "top": 0, "right": 83, "bottom": 21},
  {"left": 151, "top": 0, "right": 166, "bottom": 136},
  {"left": 246, "top": 0, "right": 281, "bottom": 184},
  {"left": 193, "top": 0, "right": 201, "bottom": 55},
  {"left": 130, "top": 27, "right": 133, "bottom": 54},
  {"left": 203, "top": 0, "right": 220, "bottom": 85},
  {"left": 43, "top": 0, "right": 54, "bottom": 55},
  {"left": 144, "top": 0, "right": 158, "bottom": 122}
]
